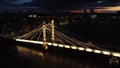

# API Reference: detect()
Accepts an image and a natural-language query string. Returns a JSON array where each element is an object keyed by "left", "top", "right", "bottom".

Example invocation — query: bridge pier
[
  {"left": 109, "top": 56, "right": 119, "bottom": 64},
  {"left": 44, "top": 42, "right": 48, "bottom": 50}
]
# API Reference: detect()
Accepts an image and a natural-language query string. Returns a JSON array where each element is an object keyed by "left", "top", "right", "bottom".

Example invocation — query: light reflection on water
[
  {"left": 16, "top": 46, "right": 117, "bottom": 68},
  {"left": 17, "top": 46, "right": 44, "bottom": 58}
]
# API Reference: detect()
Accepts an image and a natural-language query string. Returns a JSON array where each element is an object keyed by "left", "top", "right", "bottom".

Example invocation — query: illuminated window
[
  {"left": 91, "top": 15, "right": 97, "bottom": 19},
  {"left": 112, "top": 16, "right": 116, "bottom": 19},
  {"left": 33, "top": 14, "right": 37, "bottom": 18},
  {"left": 29, "top": 15, "right": 32, "bottom": 18}
]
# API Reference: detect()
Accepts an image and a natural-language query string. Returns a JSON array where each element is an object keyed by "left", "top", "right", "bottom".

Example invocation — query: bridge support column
[
  {"left": 43, "top": 22, "right": 48, "bottom": 50},
  {"left": 51, "top": 19, "right": 55, "bottom": 42},
  {"left": 109, "top": 56, "right": 119, "bottom": 64}
]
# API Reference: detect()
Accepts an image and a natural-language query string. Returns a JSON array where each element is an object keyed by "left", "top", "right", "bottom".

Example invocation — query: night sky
[{"left": 0, "top": 0, "right": 120, "bottom": 12}]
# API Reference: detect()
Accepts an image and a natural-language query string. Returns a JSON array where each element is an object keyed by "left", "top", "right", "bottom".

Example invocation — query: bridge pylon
[
  {"left": 51, "top": 19, "right": 55, "bottom": 42},
  {"left": 42, "top": 21, "right": 48, "bottom": 50}
]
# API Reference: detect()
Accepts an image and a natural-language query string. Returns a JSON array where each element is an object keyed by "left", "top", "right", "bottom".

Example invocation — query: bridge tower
[
  {"left": 51, "top": 19, "right": 55, "bottom": 42},
  {"left": 42, "top": 21, "right": 48, "bottom": 50}
]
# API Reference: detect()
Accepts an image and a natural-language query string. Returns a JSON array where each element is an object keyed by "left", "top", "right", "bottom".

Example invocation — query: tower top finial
[
  {"left": 51, "top": 19, "right": 54, "bottom": 23},
  {"left": 43, "top": 21, "right": 46, "bottom": 24}
]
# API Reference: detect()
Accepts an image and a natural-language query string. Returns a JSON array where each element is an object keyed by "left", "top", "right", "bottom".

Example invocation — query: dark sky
[
  {"left": 0, "top": 0, "right": 119, "bottom": 7},
  {"left": 0, "top": 0, "right": 120, "bottom": 12}
]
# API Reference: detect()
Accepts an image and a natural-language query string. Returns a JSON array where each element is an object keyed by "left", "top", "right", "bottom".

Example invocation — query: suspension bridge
[{"left": 15, "top": 20, "right": 120, "bottom": 64}]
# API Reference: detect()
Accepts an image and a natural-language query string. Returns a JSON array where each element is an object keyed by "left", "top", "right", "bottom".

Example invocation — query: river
[{"left": 0, "top": 38, "right": 120, "bottom": 68}]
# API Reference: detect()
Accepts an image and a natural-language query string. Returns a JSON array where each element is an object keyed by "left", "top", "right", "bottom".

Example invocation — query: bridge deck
[{"left": 16, "top": 39, "right": 120, "bottom": 58}]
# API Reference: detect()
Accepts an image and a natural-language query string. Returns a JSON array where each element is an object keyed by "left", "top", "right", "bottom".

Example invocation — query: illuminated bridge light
[
  {"left": 94, "top": 49, "right": 102, "bottom": 54},
  {"left": 64, "top": 45, "right": 70, "bottom": 48},
  {"left": 102, "top": 51, "right": 111, "bottom": 55},
  {"left": 78, "top": 47, "right": 85, "bottom": 51},
  {"left": 35, "top": 41, "right": 43, "bottom": 44},
  {"left": 112, "top": 52, "right": 120, "bottom": 57},
  {"left": 16, "top": 39, "right": 44, "bottom": 45},
  {"left": 16, "top": 39, "right": 120, "bottom": 57},
  {"left": 58, "top": 44, "right": 64, "bottom": 47},
  {"left": 53, "top": 43, "right": 58, "bottom": 46},
  {"left": 71, "top": 46, "right": 77, "bottom": 50},
  {"left": 47, "top": 42, "right": 52, "bottom": 46},
  {"left": 85, "top": 48, "right": 93, "bottom": 52}
]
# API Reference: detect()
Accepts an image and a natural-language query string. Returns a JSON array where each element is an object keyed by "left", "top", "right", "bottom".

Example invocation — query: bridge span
[{"left": 15, "top": 20, "right": 120, "bottom": 64}]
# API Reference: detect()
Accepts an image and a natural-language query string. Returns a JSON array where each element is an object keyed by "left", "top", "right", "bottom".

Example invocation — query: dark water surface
[{"left": 0, "top": 39, "right": 120, "bottom": 68}]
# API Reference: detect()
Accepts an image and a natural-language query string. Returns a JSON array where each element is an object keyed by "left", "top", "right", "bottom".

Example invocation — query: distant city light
[
  {"left": 29, "top": 15, "right": 32, "bottom": 18},
  {"left": 33, "top": 14, "right": 37, "bottom": 18},
  {"left": 91, "top": 15, "right": 97, "bottom": 19}
]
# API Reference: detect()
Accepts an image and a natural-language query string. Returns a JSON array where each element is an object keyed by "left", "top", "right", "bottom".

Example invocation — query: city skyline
[{"left": 0, "top": 0, "right": 120, "bottom": 13}]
